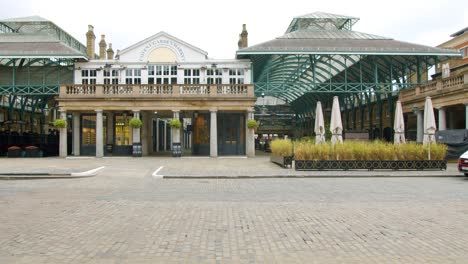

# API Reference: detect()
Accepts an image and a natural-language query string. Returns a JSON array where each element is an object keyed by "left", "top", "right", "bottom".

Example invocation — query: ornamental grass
[
  {"left": 293, "top": 141, "right": 447, "bottom": 161},
  {"left": 270, "top": 139, "right": 293, "bottom": 157}
]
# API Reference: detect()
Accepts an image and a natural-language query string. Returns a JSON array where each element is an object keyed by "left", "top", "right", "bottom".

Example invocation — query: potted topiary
[
  {"left": 247, "top": 119, "right": 259, "bottom": 130},
  {"left": 169, "top": 119, "right": 182, "bottom": 129},
  {"left": 25, "top": 145, "right": 41, "bottom": 157},
  {"left": 7, "top": 146, "right": 22, "bottom": 158},
  {"left": 53, "top": 118, "right": 67, "bottom": 129},
  {"left": 129, "top": 118, "right": 143, "bottom": 128},
  {"left": 169, "top": 119, "right": 182, "bottom": 157}
]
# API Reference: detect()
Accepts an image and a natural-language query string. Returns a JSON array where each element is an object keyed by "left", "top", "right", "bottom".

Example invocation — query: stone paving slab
[
  {"left": 0, "top": 156, "right": 462, "bottom": 178},
  {"left": 1, "top": 176, "right": 468, "bottom": 263}
]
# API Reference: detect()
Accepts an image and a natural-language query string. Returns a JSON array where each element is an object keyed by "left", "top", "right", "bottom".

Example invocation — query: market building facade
[
  {"left": 58, "top": 26, "right": 255, "bottom": 157},
  {"left": 1, "top": 13, "right": 465, "bottom": 158}
]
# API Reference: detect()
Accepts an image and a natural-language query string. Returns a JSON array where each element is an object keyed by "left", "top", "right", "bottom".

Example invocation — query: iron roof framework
[
  {"left": 0, "top": 16, "right": 84, "bottom": 96},
  {"left": 0, "top": 16, "right": 87, "bottom": 55},
  {"left": 0, "top": 17, "right": 84, "bottom": 131},
  {"left": 237, "top": 12, "right": 461, "bottom": 132}
]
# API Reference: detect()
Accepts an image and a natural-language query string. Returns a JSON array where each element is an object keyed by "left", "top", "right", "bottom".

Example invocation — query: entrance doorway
[
  {"left": 193, "top": 113, "right": 210, "bottom": 155},
  {"left": 218, "top": 113, "right": 245, "bottom": 155},
  {"left": 80, "top": 114, "right": 106, "bottom": 156},
  {"left": 113, "top": 114, "right": 133, "bottom": 156},
  {"left": 152, "top": 119, "right": 171, "bottom": 153}
]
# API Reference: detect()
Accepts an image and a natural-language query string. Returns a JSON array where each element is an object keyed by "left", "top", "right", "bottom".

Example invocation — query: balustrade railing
[
  {"left": 179, "top": 85, "right": 209, "bottom": 95},
  {"left": 139, "top": 84, "right": 172, "bottom": 95},
  {"left": 103, "top": 85, "right": 133, "bottom": 95},
  {"left": 65, "top": 85, "right": 96, "bottom": 95},
  {"left": 400, "top": 74, "right": 467, "bottom": 99},
  {"left": 217, "top": 84, "right": 248, "bottom": 95},
  {"left": 60, "top": 84, "right": 254, "bottom": 98},
  {"left": 442, "top": 75, "right": 464, "bottom": 89}
]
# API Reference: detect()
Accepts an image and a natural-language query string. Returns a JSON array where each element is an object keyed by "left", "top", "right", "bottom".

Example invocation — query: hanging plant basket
[
  {"left": 129, "top": 118, "right": 143, "bottom": 128},
  {"left": 169, "top": 119, "right": 182, "bottom": 129},
  {"left": 53, "top": 118, "right": 67, "bottom": 129},
  {"left": 247, "top": 119, "right": 259, "bottom": 129}
]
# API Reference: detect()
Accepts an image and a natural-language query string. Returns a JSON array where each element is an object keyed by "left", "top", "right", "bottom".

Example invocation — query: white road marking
[
  {"left": 152, "top": 166, "right": 164, "bottom": 178},
  {"left": 71, "top": 166, "right": 106, "bottom": 177}
]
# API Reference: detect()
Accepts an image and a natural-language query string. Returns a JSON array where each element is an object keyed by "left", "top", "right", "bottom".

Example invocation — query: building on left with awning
[{"left": 0, "top": 16, "right": 88, "bottom": 157}]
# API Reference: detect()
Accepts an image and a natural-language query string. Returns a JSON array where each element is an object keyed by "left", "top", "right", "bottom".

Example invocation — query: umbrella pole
[{"left": 428, "top": 142, "right": 431, "bottom": 160}]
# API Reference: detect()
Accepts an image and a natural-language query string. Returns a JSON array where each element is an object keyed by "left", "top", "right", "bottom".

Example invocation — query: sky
[{"left": 0, "top": 0, "right": 467, "bottom": 59}]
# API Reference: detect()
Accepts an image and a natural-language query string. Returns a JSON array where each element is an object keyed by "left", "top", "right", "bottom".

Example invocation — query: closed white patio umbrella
[
  {"left": 393, "top": 100, "right": 406, "bottom": 144},
  {"left": 423, "top": 96, "right": 437, "bottom": 145},
  {"left": 330, "top": 96, "right": 343, "bottom": 145},
  {"left": 314, "top": 101, "right": 325, "bottom": 144},
  {"left": 423, "top": 96, "right": 437, "bottom": 160}
]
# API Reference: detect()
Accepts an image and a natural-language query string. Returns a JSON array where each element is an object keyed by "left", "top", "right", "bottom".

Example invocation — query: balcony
[
  {"left": 59, "top": 84, "right": 254, "bottom": 99},
  {"left": 399, "top": 74, "right": 467, "bottom": 100}
]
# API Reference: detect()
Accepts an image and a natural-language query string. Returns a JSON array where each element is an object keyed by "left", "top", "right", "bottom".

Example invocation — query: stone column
[
  {"left": 414, "top": 109, "right": 423, "bottom": 143},
  {"left": 172, "top": 110, "right": 180, "bottom": 143},
  {"left": 466, "top": 104, "right": 468, "bottom": 129},
  {"left": 210, "top": 109, "right": 218, "bottom": 157},
  {"left": 73, "top": 113, "right": 80, "bottom": 156},
  {"left": 59, "top": 110, "right": 67, "bottom": 157},
  {"left": 143, "top": 113, "right": 151, "bottom": 156},
  {"left": 95, "top": 109, "right": 103, "bottom": 157},
  {"left": 163, "top": 121, "right": 167, "bottom": 151},
  {"left": 246, "top": 109, "right": 255, "bottom": 157},
  {"left": 438, "top": 107, "right": 446, "bottom": 131},
  {"left": 132, "top": 110, "right": 140, "bottom": 144},
  {"left": 156, "top": 118, "right": 160, "bottom": 152}
]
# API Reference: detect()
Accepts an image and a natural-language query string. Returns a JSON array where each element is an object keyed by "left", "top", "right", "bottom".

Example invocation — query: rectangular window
[
  {"left": 148, "top": 64, "right": 177, "bottom": 84},
  {"left": 148, "top": 66, "right": 155, "bottom": 75},
  {"left": 184, "top": 69, "right": 200, "bottom": 84},
  {"left": 81, "top": 69, "right": 97, "bottom": 85},
  {"left": 104, "top": 69, "right": 119, "bottom": 85},
  {"left": 207, "top": 68, "right": 222, "bottom": 84},
  {"left": 125, "top": 69, "right": 141, "bottom": 84},
  {"left": 229, "top": 69, "right": 244, "bottom": 84},
  {"left": 461, "top": 47, "right": 468, "bottom": 58}
]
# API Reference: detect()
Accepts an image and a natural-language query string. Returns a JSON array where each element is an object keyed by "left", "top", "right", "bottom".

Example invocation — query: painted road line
[
  {"left": 152, "top": 166, "right": 164, "bottom": 178},
  {"left": 71, "top": 166, "right": 106, "bottom": 177}
]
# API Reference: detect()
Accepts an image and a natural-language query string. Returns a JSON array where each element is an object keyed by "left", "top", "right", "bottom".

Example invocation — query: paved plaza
[{"left": 1, "top": 158, "right": 468, "bottom": 263}]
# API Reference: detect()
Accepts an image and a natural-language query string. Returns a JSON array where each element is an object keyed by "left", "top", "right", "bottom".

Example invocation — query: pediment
[{"left": 117, "top": 31, "right": 208, "bottom": 62}]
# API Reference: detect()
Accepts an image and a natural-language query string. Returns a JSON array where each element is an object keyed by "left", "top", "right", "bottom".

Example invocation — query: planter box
[
  {"left": 295, "top": 160, "right": 447, "bottom": 171},
  {"left": 7, "top": 149, "right": 23, "bottom": 158},
  {"left": 25, "top": 148, "right": 41, "bottom": 157},
  {"left": 270, "top": 154, "right": 293, "bottom": 168}
]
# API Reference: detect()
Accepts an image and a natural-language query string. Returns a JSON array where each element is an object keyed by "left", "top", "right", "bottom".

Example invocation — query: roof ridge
[
  {"left": 294, "top": 11, "right": 359, "bottom": 20},
  {"left": 0, "top": 15, "right": 49, "bottom": 22}
]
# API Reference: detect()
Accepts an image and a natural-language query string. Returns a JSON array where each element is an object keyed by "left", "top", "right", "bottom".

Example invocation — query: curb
[
  {"left": 163, "top": 174, "right": 464, "bottom": 179},
  {"left": 0, "top": 166, "right": 105, "bottom": 180}
]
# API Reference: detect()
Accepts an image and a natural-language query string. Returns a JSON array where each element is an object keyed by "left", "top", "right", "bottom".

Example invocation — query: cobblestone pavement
[
  {"left": 0, "top": 156, "right": 461, "bottom": 177},
  {"left": 1, "top": 165, "right": 468, "bottom": 263}
]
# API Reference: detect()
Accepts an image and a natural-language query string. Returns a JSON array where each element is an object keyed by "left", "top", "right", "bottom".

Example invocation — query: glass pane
[
  {"left": 115, "top": 115, "right": 133, "bottom": 146},
  {"left": 82, "top": 116, "right": 96, "bottom": 145},
  {"left": 81, "top": 115, "right": 107, "bottom": 146},
  {"left": 194, "top": 116, "right": 209, "bottom": 144}
]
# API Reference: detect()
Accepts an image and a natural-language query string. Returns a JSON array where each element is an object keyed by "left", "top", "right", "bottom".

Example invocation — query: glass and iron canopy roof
[
  {"left": 0, "top": 16, "right": 87, "bottom": 59},
  {"left": 236, "top": 12, "right": 461, "bottom": 114}
]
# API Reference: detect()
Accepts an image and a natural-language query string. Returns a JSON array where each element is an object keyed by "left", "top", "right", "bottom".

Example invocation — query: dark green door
[
  {"left": 192, "top": 113, "right": 210, "bottom": 156},
  {"left": 80, "top": 114, "right": 106, "bottom": 156},
  {"left": 218, "top": 113, "right": 245, "bottom": 155}
]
